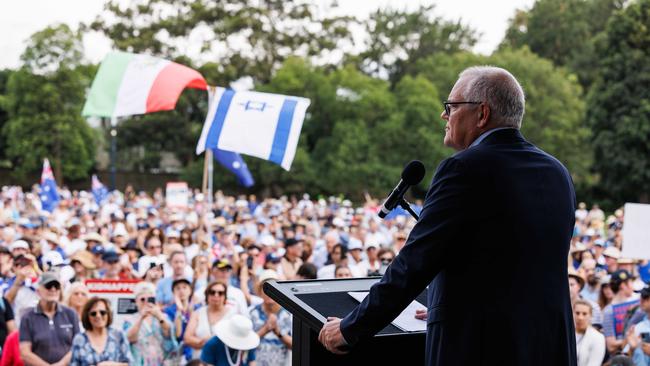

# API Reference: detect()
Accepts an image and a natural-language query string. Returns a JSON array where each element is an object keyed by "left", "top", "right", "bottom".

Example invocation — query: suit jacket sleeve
[{"left": 340, "top": 157, "right": 471, "bottom": 345}]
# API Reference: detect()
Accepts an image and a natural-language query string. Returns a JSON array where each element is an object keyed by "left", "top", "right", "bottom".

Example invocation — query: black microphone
[{"left": 378, "top": 160, "right": 426, "bottom": 219}]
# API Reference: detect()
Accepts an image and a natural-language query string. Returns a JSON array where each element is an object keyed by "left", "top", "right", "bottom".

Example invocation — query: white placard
[
  {"left": 166, "top": 181, "right": 189, "bottom": 208},
  {"left": 621, "top": 203, "right": 650, "bottom": 260}
]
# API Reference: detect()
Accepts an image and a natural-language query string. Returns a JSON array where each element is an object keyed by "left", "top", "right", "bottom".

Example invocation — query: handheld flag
[
  {"left": 196, "top": 87, "right": 310, "bottom": 171},
  {"left": 82, "top": 51, "right": 207, "bottom": 118},
  {"left": 39, "top": 158, "right": 59, "bottom": 212},
  {"left": 212, "top": 148, "right": 255, "bottom": 187},
  {"left": 91, "top": 175, "right": 109, "bottom": 204}
]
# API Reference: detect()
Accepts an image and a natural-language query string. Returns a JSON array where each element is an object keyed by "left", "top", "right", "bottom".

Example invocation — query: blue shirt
[
  {"left": 633, "top": 316, "right": 650, "bottom": 366},
  {"left": 201, "top": 336, "right": 256, "bottom": 366},
  {"left": 70, "top": 327, "right": 132, "bottom": 366},
  {"left": 163, "top": 303, "right": 201, "bottom": 362}
]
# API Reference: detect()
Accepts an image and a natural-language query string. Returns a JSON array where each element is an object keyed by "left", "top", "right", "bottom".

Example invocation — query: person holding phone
[
  {"left": 627, "top": 287, "right": 650, "bottom": 365},
  {"left": 574, "top": 299, "right": 605, "bottom": 366},
  {"left": 122, "top": 282, "right": 177, "bottom": 366}
]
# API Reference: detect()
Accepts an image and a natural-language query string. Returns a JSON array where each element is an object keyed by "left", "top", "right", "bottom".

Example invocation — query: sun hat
[
  {"left": 9, "top": 240, "right": 29, "bottom": 251},
  {"left": 213, "top": 314, "right": 260, "bottom": 351},
  {"left": 133, "top": 281, "right": 156, "bottom": 299}
]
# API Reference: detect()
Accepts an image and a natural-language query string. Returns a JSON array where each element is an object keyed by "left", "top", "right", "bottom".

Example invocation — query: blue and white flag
[
  {"left": 39, "top": 158, "right": 59, "bottom": 212},
  {"left": 212, "top": 148, "right": 255, "bottom": 187},
  {"left": 196, "top": 86, "right": 310, "bottom": 171},
  {"left": 91, "top": 174, "right": 109, "bottom": 204}
]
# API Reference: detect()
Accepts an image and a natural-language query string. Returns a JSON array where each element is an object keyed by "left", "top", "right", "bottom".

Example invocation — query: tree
[
  {"left": 355, "top": 5, "right": 477, "bottom": 86},
  {"left": 89, "top": 0, "right": 354, "bottom": 84},
  {"left": 2, "top": 25, "right": 95, "bottom": 182},
  {"left": 500, "top": 0, "right": 624, "bottom": 88},
  {"left": 587, "top": 0, "right": 650, "bottom": 203},
  {"left": 0, "top": 69, "right": 13, "bottom": 165}
]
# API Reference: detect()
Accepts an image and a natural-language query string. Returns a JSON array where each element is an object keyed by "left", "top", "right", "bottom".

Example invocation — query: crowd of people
[{"left": 0, "top": 184, "right": 647, "bottom": 366}]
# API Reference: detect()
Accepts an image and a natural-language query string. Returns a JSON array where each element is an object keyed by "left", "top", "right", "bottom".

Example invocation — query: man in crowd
[
  {"left": 602, "top": 269, "right": 640, "bottom": 354},
  {"left": 157, "top": 250, "right": 190, "bottom": 305},
  {"left": 19, "top": 272, "right": 79, "bottom": 366},
  {"left": 279, "top": 238, "right": 303, "bottom": 280}
]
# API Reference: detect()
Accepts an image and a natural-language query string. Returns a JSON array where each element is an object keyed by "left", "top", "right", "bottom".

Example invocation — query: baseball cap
[
  {"left": 38, "top": 271, "right": 61, "bottom": 287},
  {"left": 102, "top": 251, "right": 120, "bottom": 263},
  {"left": 284, "top": 238, "right": 301, "bottom": 248},
  {"left": 265, "top": 253, "right": 282, "bottom": 264},
  {"left": 347, "top": 238, "right": 363, "bottom": 251},
  {"left": 172, "top": 278, "right": 191, "bottom": 290},
  {"left": 90, "top": 245, "right": 106, "bottom": 256},
  {"left": 214, "top": 258, "right": 233, "bottom": 270},
  {"left": 610, "top": 269, "right": 632, "bottom": 286},
  {"left": 9, "top": 240, "right": 29, "bottom": 251}
]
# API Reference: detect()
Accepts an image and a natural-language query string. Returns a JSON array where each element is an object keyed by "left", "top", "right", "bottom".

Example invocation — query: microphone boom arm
[{"left": 398, "top": 198, "right": 420, "bottom": 221}]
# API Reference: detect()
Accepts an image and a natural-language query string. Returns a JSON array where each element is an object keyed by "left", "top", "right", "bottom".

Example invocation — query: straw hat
[
  {"left": 82, "top": 232, "right": 107, "bottom": 244},
  {"left": 70, "top": 251, "right": 96, "bottom": 270},
  {"left": 213, "top": 314, "right": 260, "bottom": 351},
  {"left": 568, "top": 267, "right": 585, "bottom": 289}
]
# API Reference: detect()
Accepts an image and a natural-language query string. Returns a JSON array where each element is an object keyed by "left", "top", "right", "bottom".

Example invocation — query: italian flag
[{"left": 82, "top": 51, "right": 207, "bottom": 118}]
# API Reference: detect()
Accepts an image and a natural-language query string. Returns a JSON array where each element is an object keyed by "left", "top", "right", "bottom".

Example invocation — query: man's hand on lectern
[{"left": 319, "top": 317, "right": 349, "bottom": 355}]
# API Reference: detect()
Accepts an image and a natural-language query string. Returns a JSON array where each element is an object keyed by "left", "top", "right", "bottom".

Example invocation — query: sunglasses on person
[
  {"left": 44, "top": 282, "right": 61, "bottom": 290},
  {"left": 207, "top": 289, "right": 226, "bottom": 297},
  {"left": 380, "top": 257, "right": 393, "bottom": 262},
  {"left": 139, "top": 297, "right": 156, "bottom": 304},
  {"left": 89, "top": 310, "right": 108, "bottom": 318},
  {"left": 148, "top": 245, "right": 162, "bottom": 250}
]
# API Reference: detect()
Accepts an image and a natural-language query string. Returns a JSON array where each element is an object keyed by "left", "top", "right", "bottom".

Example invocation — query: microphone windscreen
[{"left": 401, "top": 160, "right": 426, "bottom": 185}]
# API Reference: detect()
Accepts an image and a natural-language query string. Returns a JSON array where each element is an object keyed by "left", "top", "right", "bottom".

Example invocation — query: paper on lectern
[{"left": 348, "top": 291, "right": 427, "bottom": 332}]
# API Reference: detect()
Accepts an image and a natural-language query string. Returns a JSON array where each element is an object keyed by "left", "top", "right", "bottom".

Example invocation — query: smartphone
[
  {"left": 146, "top": 297, "right": 156, "bottom": 304},
  {"left": 246, "top": 256, "right": 254, "bottom": 269},
  {"left": 641, "top": 332, "right": 650, "bottom": 343}
]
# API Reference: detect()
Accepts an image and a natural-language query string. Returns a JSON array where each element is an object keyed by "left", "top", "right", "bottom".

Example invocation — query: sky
[{"left": 0, "top": 0, "right": 535, "bottom": 69}]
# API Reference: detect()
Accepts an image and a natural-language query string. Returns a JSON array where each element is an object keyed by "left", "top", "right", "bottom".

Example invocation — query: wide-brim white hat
[{"left": 213, "top": 314, "right": 260, "bottom": 351}]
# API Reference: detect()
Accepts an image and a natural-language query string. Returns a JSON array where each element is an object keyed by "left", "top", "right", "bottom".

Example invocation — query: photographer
[
  {"left": 122, "top": 282, "right": 176, "bottom": 366},
  {"left": 627, "top": 287, "right": 650, "bottom": 365}
]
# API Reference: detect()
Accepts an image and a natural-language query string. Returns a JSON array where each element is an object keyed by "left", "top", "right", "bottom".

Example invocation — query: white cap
[
  {"left": 42, "top": 250, "right": 65, "bottom": 267},
  {"left": 259, "top": 235, "right": 276, "bottom": 247},
  {"left": 10, "top": 240, "right": 29, "bottom": 251},
  {"left": 347, "top": 238, "right": 363, "bottom": 251}
]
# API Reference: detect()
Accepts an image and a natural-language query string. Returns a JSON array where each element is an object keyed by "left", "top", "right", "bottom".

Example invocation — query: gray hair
[{"left": 458, "top": 66, "right": 525, "bottom": 128}]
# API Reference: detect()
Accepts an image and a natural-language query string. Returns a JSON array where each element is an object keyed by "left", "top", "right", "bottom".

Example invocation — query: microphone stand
[{"left": 398, "top": 198, "right": 420, "bottom": 221}]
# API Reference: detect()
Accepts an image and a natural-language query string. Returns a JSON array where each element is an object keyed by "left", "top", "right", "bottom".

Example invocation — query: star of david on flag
[
  {"left": 39, "top": 158, "right": 60, "bottom": 212},
  {"left": 196, "top": 87, "right": 310, "bottom": 171},
  {"left": 91, "top": 174, "right": 109, "bottom": 204}
]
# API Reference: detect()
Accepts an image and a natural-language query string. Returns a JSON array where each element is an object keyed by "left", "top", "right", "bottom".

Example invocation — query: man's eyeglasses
[
  {"left": 208, "top": 289, "right": 226, "bottom": 297},
  {"left": 443, "top": 101, "right": 481, "bottom": 116},
  {"left": 89, "top": 310, "right": 108, "bottom": 318}
]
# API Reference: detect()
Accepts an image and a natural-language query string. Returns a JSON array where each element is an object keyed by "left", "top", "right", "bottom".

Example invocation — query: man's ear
[{"left": 477, "top": 104, "right": 490, "bottom": 128}]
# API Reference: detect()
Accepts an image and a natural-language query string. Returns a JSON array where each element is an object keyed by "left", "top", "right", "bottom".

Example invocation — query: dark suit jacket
[{"left": 340, "top": 129, "right": 577, "bottom": 366}]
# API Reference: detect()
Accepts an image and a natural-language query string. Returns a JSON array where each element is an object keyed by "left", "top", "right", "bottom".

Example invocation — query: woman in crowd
[
  {"left": 250, "top": 270, "right": 292, "bottom": 366},
  {"left": 185, "top": 280, "right": 231, "bottom": 358},
  {"left": 181, "top": 228, "right": 199, "bottom": 261},
  {"left": 191, "top": 254, "right": 210, "bottom": 294},
  {"left": 200, "top": 314, "right": 259, "bottom": 366},
  {"left": 123, "top": 282, "right": 177, "bottom": 365},
  {"left": 70, "top": 297, "right": 132, "bottom": 365},
  {"left": 573, "top": 299, "right": 605, "bottom": 366},
  {"left": 598, "top": 276, "right": 614, "bottom": 310},
  {"left": 64, "top": 282, "right": 90, "bottom": 320}
]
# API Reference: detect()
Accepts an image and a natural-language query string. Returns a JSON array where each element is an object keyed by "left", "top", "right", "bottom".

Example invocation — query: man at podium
[{"left": 319, "top": 66, "right": 577, "bottom": 366}]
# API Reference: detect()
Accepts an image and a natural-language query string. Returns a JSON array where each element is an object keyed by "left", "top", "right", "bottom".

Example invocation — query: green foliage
[
  {"left": 355, "top": 5, "right": 477, "bottom": 86},
  {"left": 89, "top": 0, "right": 354, "bottom": 84},
  {"left": 500, "top": 0, "right": 623, "bottom": 88},
  {"left": 2, "top": 25, "right": 95, "bottom": 182},
  {"left": 587, "top": 0, "right": 650, "bottom": 203}
]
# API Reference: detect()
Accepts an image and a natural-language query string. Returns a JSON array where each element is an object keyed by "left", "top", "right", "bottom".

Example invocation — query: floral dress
[
  {"left": 70, "top": 328, "right": 132, "bottom": 366},
  {"left": 249, "top": 305, "right": 292, "bottom": 366},
  {"left": 122, "top": 314, "right": 179, "bottom": 366}
]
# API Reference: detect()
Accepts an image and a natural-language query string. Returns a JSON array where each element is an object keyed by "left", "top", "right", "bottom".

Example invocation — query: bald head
[{"left": 458, "top": 66, "right": 525, "bottom": 128}]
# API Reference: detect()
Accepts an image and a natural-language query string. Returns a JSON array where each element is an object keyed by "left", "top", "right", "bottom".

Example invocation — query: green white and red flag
[{"left": 82, "top": 51, "right": 207, "bottom": 117}]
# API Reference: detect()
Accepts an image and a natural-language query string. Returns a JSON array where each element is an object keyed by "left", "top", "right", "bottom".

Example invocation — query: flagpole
[
  {"left": 109, "top": 116, "right": 118, "bottom": 191},
  {"left": 207, "top": 149, "right": 213, "bottom": 206}
]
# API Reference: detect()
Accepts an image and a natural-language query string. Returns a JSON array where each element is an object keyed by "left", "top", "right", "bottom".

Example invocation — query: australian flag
[
  {"left": 92, "top": 174, "right": 109, "bottom": 204},
  {"left": 39, "top": 158, "right": 59, "bottom": 212},
  {"left": 212, "top": 148, "right": 254, "bottom": 187}
]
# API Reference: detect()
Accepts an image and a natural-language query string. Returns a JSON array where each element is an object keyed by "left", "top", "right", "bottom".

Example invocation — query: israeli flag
[
  {"left": 196, "top": 87, "right": 310, "bottom": 171},
  {"left": 39, "top": 158, "right": 60, "bottom": 212}
]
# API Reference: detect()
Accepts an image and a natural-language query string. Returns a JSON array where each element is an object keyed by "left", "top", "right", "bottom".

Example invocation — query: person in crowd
[
  {"left": 365, "top": 242, "right": 381, "bottom": 276},
  {"left": 603, "top": 270, "right": 640, "bottom": 354},
  {"left": 568, "top": 268, "right": 603, "bottom": 328},
  {"left": 603, "top": 247, "right": 621, "bottom": 274},
  {"left": 123, "top": 281, "right": 177, "bottom": 365},
  {"left": 4, "top": 254, "right": 40, "bottom": 326},
  {"left": 335, "top": 265, "right": 354, "bottom": 279},
  {"left": 100, "top": 251, "right": 122, "bottom": 280},
  {"left": 157, "top": 250, "right": 190, "bottom": 305},
  {"left": 19, "top": 271, "right": 80, "bottom": 366},
  {"left": 599, "top": 275, "right": 614, "bottom": 311},
  {"left": 164, "top": 278, "right": 199, "bottom": 363},
  {"left": 0, "top": 294, "right": 16, "bottom": 356},
  {"left": 9, "top": 240, "right": 30, "bottom": 258},
  {"left": 69, "top": 251, "right": 96, "bottom": 283},
  {"left": 317, "top": 243, "right": 348, "bottom": 279},
  {"left": 392, "top": 231, "right": 408, "bottom": 254},
  {"left": 209, "top": 259, "right": 248, "bottom": 315},
  {"left": 296, "top": 263, "right": 317, "bottom": 280},
  {"left": 200, "top": 314, "right": 259, "bottom": 366},
  {"left": 139, "top": 257, "right": 165, "bottom": 285},
  {"left": 70, "top": 296, "right": 132, "bottom": 365},
  {"left": 138, "top": 235, "right": 166, "bottom": 274},
  {"left": 624, "top": 287, "right": 650, "bottom": 365},
  {"left": 279, "top": 238, "right": 303, "bottom": 280},
  {"left": 345, "top": 238, "right": 367, "bottom": 277},
  {"left": 192, "top": 254, "right": 210, "bottom": 294},
  {"left": 185, "top": 280, "right": 231, "bottom": 359},
  {"left": 574, "top": 299, "right": 606, "bottom": 366},
  {"left": 250, "top": 270, "right": 291, "bottom": 366},
  {"left": 64, "top": 282, "right": 90, "bottom": 320}
]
